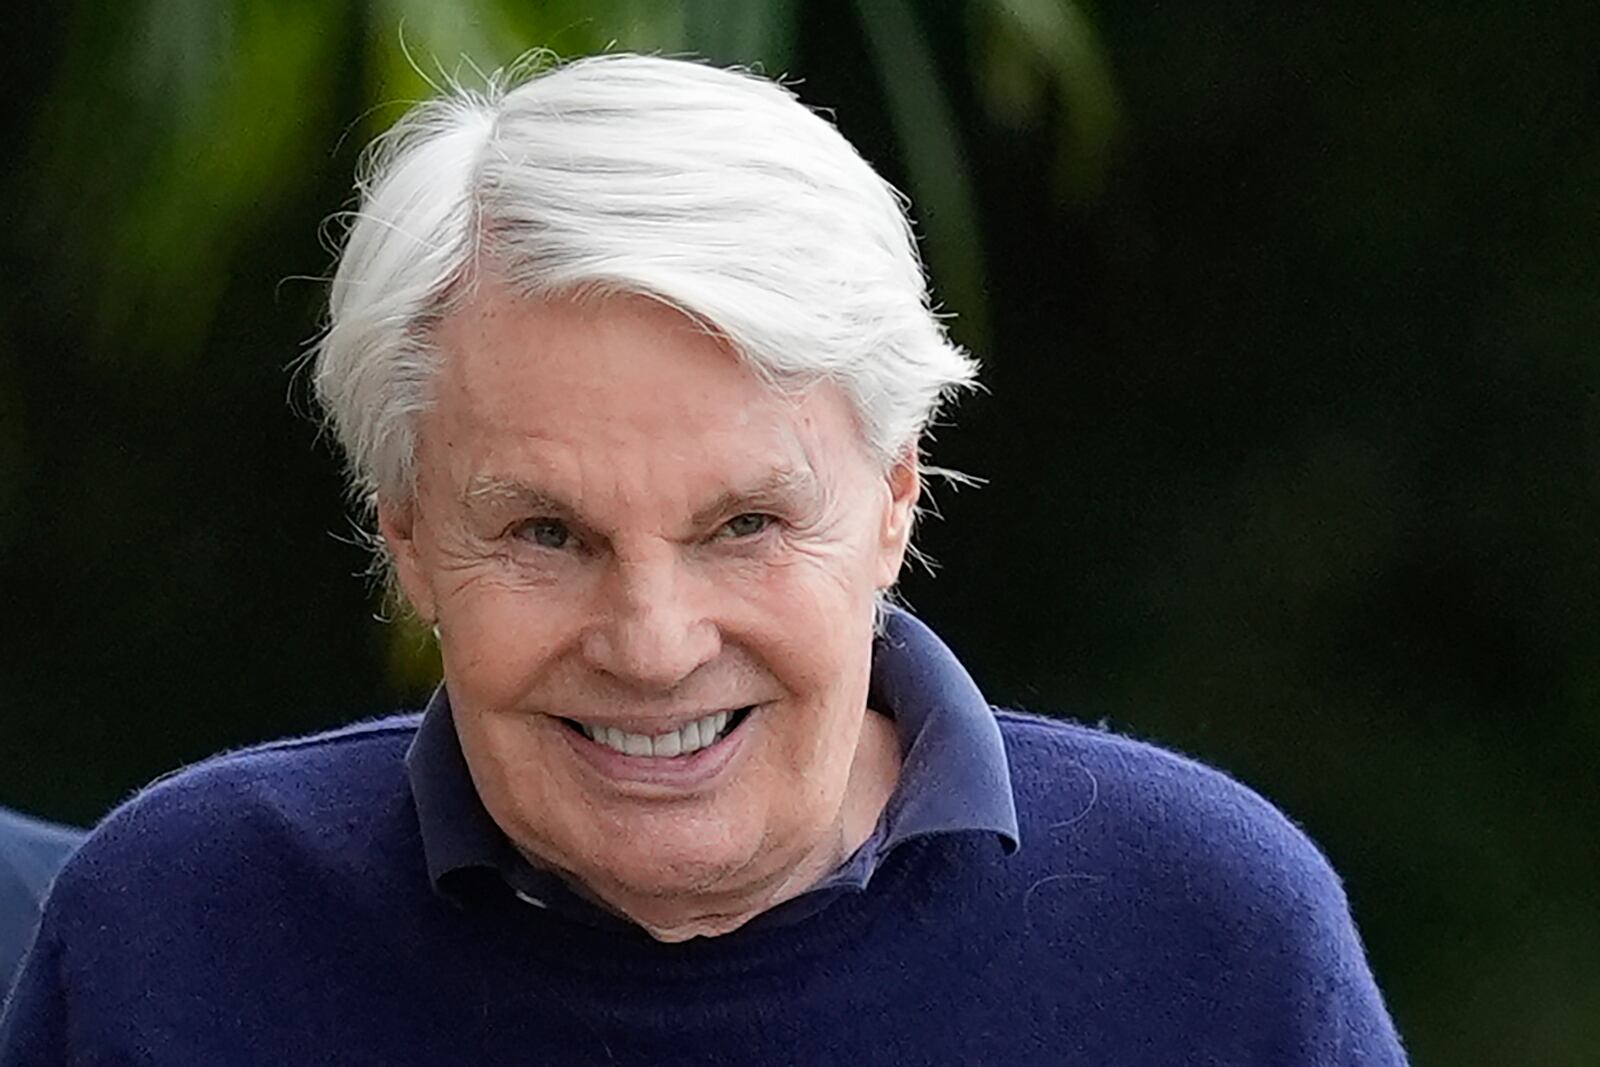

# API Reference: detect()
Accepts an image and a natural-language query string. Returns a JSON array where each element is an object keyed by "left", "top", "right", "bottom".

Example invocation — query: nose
[{"left": 580, "top": 549, "right": 720, "bottom": 692}]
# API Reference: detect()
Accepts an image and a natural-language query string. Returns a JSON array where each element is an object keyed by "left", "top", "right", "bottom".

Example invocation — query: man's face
[{"left": 383, "top": 282, "right": 915, "bottom": 933}]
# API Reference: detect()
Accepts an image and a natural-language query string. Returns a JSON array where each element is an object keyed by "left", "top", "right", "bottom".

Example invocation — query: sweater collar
[{"left": 406, "top": 608, "right": 1018, "bottom": 912}]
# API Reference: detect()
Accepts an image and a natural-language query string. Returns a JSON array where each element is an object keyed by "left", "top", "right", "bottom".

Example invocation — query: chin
[
  {"left": 592, "top": 824, "right": 763, "bottom": 899},
  {"left": 595, "top": 846, "right": 780, "bottom": 943}
]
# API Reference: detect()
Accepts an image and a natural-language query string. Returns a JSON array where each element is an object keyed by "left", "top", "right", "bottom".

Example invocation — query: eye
[
  {"left": 718, "top": 513, "right": 774, "bottom": 540},
  {"left": 516, "top": 518, "right": 573, "bottom": 550}
]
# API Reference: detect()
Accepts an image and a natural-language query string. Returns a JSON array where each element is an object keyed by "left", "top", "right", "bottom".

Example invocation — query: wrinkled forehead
[
  {"left": 415, "top": 285, "right": 872, "bottom": 512},
  {"left": 430, "top": 289, "right": 814, "bottom": 435}
]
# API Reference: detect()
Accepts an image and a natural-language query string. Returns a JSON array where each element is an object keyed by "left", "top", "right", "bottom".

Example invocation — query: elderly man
[{"left": 0, "top": 55, "right": 1406, "bottom": 1064}]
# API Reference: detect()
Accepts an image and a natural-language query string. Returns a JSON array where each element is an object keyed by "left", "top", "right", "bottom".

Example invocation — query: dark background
[{"left": 3, "top": 2, "right": 1597, "bottom": 1062}]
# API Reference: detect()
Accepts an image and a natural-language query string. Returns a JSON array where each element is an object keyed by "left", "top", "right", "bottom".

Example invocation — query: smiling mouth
[{"left": 559, "top": 706, "right": 754, "bottom": 759}]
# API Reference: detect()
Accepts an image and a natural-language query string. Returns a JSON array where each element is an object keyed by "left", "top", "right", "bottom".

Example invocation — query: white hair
[{"left": 313, "top": 52, "right": 978, "bottom": 518}]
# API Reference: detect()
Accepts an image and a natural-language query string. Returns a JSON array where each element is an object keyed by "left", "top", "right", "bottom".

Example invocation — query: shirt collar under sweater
[{"left": 405, "top": 608, "right": 1019, "bottom": 931}]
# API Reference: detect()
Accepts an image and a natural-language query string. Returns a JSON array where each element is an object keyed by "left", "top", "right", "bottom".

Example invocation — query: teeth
[{"left": 581, "top": 708, "right": 741, "bottom": 758}]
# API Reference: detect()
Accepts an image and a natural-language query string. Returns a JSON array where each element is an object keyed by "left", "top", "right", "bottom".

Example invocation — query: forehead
[{"left": 421, "top": 285, "right": 865, "bottom": 498}]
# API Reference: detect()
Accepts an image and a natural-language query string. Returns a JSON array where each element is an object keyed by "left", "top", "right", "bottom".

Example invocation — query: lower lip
[{"left": 562, "top": 709, "right": 755, "bottom": 791}]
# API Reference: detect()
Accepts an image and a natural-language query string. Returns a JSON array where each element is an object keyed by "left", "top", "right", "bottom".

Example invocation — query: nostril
[{"left": 580, "top": 613, "right": 721, "bottom": 691}]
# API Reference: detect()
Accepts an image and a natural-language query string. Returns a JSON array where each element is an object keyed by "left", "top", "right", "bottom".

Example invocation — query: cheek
[
  {"left": 435, "top": 578, "right": 575, "bottom": 697},
  {"left": 767, "top": 549, "right": 878, "bottom": 639},
  {"left": 754, "top": 519, "right": 883, "bottom": 603},
  {"left": 742, "top": 566, "right": 876, "bottom": 748}
]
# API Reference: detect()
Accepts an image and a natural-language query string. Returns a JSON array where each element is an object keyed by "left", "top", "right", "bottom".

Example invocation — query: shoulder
[
  {"left": 998, "top": 709, "right": 1328, "bottom": 863},
  {"left": 982, "top": 712, "right": 1405, "bottom": 1058},
  {"left": 92, "top": 712, "right": 422, "bottom": 834},
  {"left": 995, "top": 709, "right": 1355, "bottom": 942},
  {"left": 49, "top": 714, "right": 423, "bottom": 916}
]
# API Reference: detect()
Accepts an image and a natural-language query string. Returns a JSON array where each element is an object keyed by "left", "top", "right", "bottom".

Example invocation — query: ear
[
  {"left": 377, "top": 493, "right": 437, "bottom": 623},
  {"left": 874, "top": 449, "right": 920, "bottom": 589}
]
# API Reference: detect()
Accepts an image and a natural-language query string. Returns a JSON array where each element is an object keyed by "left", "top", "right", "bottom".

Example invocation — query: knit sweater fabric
[{"left": 0, "top": 621, "right": 1406, "bottom": 1065}]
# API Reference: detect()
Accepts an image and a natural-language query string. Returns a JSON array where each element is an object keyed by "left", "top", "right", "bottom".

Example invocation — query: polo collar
[{"left": 406, "top": 609, "right": 1018, "bottom": 914}]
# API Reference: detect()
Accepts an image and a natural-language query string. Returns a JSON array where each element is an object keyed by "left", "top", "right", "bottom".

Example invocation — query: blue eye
[
  {"left": 520, "top": 519, "right": 572, "bottom": 550},
  {"left": 720, "top": 513, "right": 773, "bottom": 539}
]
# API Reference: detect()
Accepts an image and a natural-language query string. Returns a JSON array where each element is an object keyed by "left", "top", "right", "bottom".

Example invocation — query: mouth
[{"left": 558, "top": 706, "right": 755, "bottom": 759}]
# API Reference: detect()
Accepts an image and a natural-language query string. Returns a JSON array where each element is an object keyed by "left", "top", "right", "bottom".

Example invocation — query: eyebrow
[
  {"left": 461, "top": 476, "right": 576, "bottom": 518},
  {"left": 688, "top": 467, "right": 823, "bottom": 530},
  {"left": 459, "top": 468, "right": 823, "bottom": 532}
]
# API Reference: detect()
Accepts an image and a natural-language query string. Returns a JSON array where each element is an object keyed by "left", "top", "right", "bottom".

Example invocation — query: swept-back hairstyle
[{"left": 314, "top": 52, "right": 977, "bottom": 520}]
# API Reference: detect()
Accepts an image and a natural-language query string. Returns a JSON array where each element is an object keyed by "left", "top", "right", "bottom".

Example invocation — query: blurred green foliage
[{"left": 3, "top": 2, "right": 1597, "bottom": 1063}]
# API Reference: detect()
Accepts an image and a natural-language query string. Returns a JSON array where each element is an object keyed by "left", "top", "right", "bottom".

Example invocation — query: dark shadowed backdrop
[{"left": 3, "top": 3, "right": 1597, "bottom": 1062}]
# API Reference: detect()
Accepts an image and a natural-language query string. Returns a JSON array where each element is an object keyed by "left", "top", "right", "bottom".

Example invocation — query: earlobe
[{"left": 377, "top": 495, "right": 437, "bottom": 623}]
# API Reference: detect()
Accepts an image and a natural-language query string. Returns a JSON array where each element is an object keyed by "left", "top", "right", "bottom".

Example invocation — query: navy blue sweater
[
  {"left": 0, "top": 613, "right": 1404, "bottom": 1064},
  {"left": 0, "top": 716, "right": 1404, "bottom": 1064}
]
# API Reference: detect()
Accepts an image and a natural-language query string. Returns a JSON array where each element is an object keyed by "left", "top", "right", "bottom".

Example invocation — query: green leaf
[
  {"left": 85, "top": 0, "right": 345, "bottom": 360},
  {"left": 982, "top": 0, "right": 1122, "bottom": 203},
  {"left": 853, "top": 0, "right": 991, "bottom": 353}
]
